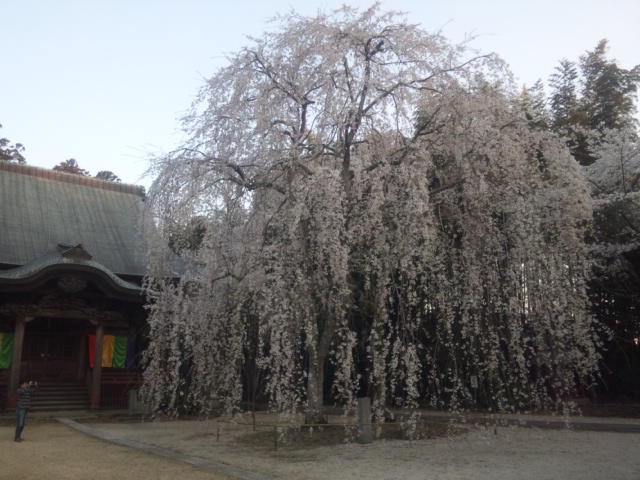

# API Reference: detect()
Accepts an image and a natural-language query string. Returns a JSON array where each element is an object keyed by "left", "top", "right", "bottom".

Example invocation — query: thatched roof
[{"left": 0, "top": 162, "right": 147, "bottom": 277}]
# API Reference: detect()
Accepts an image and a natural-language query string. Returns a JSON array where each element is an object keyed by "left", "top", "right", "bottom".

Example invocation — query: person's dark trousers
[{"left": 15, "top": 407, "right": 28, "bottom": 440}]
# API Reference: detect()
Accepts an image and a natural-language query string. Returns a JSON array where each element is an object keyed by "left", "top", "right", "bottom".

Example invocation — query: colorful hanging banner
[
  {"left": 0, "top": 332, "right": 14, "bottom": 368},
  {"left": 125, "top": 336, "right": 137, "bottom": 369},
  {"left": 88, "top": 334, "right": 135, "bottom": 368}
]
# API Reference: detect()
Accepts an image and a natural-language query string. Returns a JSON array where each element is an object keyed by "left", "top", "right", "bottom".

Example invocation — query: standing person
[{"left": 15, "top": 379, "right": 38, "bottom": 442}]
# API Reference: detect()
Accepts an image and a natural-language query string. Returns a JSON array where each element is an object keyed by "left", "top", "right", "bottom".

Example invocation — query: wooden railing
[
  {"left": 85, "top": 370, "right": 143, "bottom": 410},
  {"left": 101, "top": 371, "right": 143, "bottom": 409}
]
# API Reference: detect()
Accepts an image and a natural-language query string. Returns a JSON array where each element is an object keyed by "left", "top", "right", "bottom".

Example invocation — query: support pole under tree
[{"left": 357, "top": 397, "right": 373, "bottom": 444}]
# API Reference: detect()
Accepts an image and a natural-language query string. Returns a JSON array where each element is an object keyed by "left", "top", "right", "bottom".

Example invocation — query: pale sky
[{"left": 1, "top": 0, "right": 638, "bottom": 187}]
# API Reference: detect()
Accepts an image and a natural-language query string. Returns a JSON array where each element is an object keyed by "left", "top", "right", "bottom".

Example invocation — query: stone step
[
  {"left": 27, "top": 383, "right": 90, "bottom": 411},
  {"left": 32, "top": 401, "right": 89, "bottom": 410},
  {"left": 31, "top": 395, "right": 87, "bottom": 404}
]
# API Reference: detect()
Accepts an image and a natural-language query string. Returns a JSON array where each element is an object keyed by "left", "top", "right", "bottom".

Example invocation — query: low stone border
[{"left": 56, "top": 418, "right": 272, "bottom": 480}]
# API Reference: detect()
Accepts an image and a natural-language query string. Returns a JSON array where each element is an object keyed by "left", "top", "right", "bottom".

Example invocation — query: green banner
[
  {"left": 112, "top": 336, "right": 127, "bottom": 369},
  {"left": 0, "top": 333, "right": 14, "bottom": 368}
]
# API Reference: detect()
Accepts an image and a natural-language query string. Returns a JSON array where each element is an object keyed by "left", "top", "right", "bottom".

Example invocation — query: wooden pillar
[
  {"left": 90, "top": 324, "right": 104, "bottom": 409},
  {"left": 7, "top": 317, "right": 31, "bottom": 408},
  {"left": 77, "top": 333, "right": 87, "bottom": 381}
]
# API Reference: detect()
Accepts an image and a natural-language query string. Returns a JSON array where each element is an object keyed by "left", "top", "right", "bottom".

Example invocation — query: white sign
[{"left": 470, "top": 376, "right": 478, "bottom": 389}]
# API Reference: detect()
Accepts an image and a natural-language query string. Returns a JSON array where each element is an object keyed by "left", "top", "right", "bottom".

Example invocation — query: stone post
[{"left": 357, "top": 397, "right": 373, "bottom": 444}]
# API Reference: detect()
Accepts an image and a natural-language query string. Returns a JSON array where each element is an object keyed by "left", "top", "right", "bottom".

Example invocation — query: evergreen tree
[
  {"left": 547, "top": 41, "right": 640, "bottom": 399},
  {"left": 52, "top": 158, "right": 91, "bottom": 176},
  {"left": 549, "top": 59, "right": 580, "bottom": 130},
  {"left": 520, "top": 79, "right": 549, "bottom": 130},
  {"left": 549, "top": 59, "right": 591, "bottom": 164},
  {"left": 580, "top": 40, "right": 640, "bottom": 134},
  {"left": 583, "top": 127, "right": 640, "bottom": 399},
  {"left": 0, "top": 123, "right": 26, "bottom": 164},
  {"left": 549, "top": 40, "right": 639, "bottom": 165},
  {"left": 95, "top": 170, "right": 121, "bottom": 182}
]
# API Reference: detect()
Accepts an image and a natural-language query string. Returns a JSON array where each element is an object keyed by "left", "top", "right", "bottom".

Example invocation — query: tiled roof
[{"left": 0, "top": 162, "right": 147, "bottom": 276}]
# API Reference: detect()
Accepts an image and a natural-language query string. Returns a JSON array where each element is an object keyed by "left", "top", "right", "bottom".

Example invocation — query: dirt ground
[
  {"left": 1, "top": 412, "right": 640, "bottom": 480},
  {"left": 0, "top": 420, "right": 230, "bottom": 480}
]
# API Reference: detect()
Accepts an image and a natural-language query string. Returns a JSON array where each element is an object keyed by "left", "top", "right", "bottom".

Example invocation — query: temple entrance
[
  {"left": 21, "top": 318, "right": 86, "bottom": 382},
  {"left": 23, "top": 335, "right": 79, "bottom": 380}
]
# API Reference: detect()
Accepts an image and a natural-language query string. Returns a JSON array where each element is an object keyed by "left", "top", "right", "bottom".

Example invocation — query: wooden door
[{"left": 23, "top": 335, "right": 80, "bottom": 381}]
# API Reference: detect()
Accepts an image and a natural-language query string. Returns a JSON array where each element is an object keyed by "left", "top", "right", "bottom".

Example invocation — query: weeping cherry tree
[{"left": 141, "top": 4, "right": 601, "bottom": 423}]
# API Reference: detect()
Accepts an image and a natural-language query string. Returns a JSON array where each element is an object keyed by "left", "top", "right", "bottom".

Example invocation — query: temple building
[{"left": 0, "top": 161, "right": 147, "bottom": 411}]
